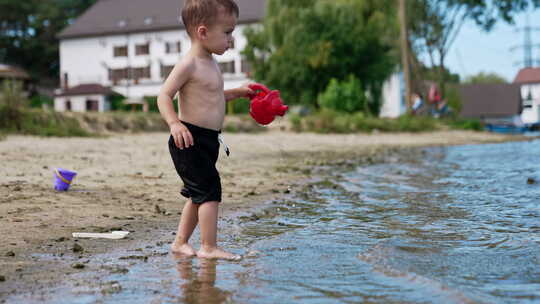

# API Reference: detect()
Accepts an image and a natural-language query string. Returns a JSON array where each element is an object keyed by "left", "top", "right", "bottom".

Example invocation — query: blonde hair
[{"left": 182, "top": 0, "right": 239, "bottom": 36}]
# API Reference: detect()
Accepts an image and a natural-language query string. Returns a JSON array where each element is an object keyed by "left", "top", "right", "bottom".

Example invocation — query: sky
[{"left": 425, "top": 9, "right": 540, "bottom": 82}]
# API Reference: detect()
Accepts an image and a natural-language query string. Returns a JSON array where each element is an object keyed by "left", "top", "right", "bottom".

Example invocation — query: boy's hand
[
  {"left": 224, "top": 83, "right": 256, "bottom": 102},
  {"left": 239, "top": 83, "right": 255, "bottom": 99},
  {"left": 170, "top": 121, "right": 194, "bottom": 149}
]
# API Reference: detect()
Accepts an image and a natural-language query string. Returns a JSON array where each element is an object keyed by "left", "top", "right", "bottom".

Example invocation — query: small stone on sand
[{"left": 73, "top": 243, "right": 84, "bottom": 253}]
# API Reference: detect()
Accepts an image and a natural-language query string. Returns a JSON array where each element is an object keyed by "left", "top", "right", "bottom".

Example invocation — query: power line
[{"left": 511, "top": 14, "right": 540, "bottom": 68}]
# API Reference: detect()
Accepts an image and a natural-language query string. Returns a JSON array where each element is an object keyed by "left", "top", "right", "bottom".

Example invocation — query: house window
[
  {"left": 114, "top": 46, "right": 128, "bottom": 57},
  {"left": 241, "top": 58, "right": 251, "bottom": 75},
  {"left": 165, "top": 41, "right": 181, "bottom": 53},
  {"left": 135, "top": 43, "right": 150, "bottom": 55},
  {"left": 133, "top": 66, "right": 151, "bottom": 84},
  {"left": 65, "top": 100, "right": 71, "bottom": 111},
  {"left": 63, "top": 73, "right": 69, "bottom": 89},
  {"left": 219, "top": 61, "right": 235, "bottom": 74},
  {"left": 86, "top": 99, "right": 99, "bottom": 111},
  {"left": 161, "top": 65, "right": 174, "bottom": 78},
  {"left": 109, "top": 68, "right": 129, "bottom": 84}
]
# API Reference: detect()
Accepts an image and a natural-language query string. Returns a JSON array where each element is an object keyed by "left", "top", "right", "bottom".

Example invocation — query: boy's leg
[
  {"left": 197, "top": 201, "right": 241, "bottom": 260},
  {"left": 171, "top": 199, "right": 198, "bottom": 256}
]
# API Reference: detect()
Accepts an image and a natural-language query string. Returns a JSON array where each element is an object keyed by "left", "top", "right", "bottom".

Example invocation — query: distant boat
[
  {"left": 485, "top": 123, "right": 528, "bottom": 134},
  {"left": 527, "top": 122, "right": 540, "bottom": 131}
]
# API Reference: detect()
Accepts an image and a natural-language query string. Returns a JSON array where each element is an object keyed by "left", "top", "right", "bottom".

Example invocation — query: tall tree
[
  {"left": 243, "top": 0, "right": 399, "bottom": 113},
  {"left": 0, "top": 0, "right": 96, "bottom": 86},
  {"left": 408, "top": 0, "right": 540, "bottom": 95}
]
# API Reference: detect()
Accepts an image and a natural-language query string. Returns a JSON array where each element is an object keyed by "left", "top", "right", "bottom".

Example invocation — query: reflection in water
[{"left": 175, "top": 256, "right": 231, "bottom": 304}]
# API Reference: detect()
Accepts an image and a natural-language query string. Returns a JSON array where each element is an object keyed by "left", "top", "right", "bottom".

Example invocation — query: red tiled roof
[
  {"left": 56, "top": 84, "right": 120, "bottom": 97},
  {"left": 513, "top": 67, "right": 540, "bottom": 84},
  {"left": 58, "top": 0, "right": 266, "bottom": 39}
]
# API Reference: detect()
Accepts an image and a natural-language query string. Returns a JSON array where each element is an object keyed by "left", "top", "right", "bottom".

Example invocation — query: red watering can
[{"left": 248, "top": 83, "right": 289, "bottom": 125}]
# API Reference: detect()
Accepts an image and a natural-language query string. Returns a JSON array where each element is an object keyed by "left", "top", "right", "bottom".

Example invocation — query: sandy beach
[{"left": 0, "top": 129, "right": 531, "bottom": 298}]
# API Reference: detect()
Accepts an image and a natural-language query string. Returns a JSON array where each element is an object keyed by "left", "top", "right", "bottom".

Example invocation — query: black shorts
[{"left": 168, "top": 121, "right": 222, "bottom": 204}]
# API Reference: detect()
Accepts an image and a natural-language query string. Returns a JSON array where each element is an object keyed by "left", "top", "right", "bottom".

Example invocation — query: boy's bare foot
[
  {"left": 171, "top": 242, "right": 196, "bottom": 257},
  {"left": 197, "top": 248, "right": 242, "bottom": 261}
]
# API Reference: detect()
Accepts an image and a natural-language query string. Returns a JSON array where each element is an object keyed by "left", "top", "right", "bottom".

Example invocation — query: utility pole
[
  {"left": 399, "top": 0, "right": 412, "bottom": 111},
  {"left": 511, "top": 14, "right": 540, "bottom": 68}
]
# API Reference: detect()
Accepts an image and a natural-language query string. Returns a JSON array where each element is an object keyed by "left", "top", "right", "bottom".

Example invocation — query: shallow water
[{"left": 9, "top": 139, "right": 540, "bottom": 303}]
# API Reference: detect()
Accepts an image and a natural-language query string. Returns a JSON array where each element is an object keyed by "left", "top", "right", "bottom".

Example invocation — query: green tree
[
  {"left": 0, "top": 0, "right": 96, "bottom": 85},
  {"left": 464, "top": 72, "right": 507, "bottom": 84},
  {"left": 243, "top": 0, "right": 399, "bottom": 114},
  {"left": 408, "top": 0, "right": 539, "bottom": 96}
]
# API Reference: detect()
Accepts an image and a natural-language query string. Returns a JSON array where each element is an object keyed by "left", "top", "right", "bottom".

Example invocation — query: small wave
[{"left": 357, "top": 242, "right": 482, "bottom": 304}]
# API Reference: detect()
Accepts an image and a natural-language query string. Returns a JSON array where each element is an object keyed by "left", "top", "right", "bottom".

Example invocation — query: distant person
[
  {"left": 428, "top": 84, "right": 441, "bottom": 105},
  {"left": 157, "top": 0, "right": 253, "bottom": 260},
  {"left": 428, "top": 84, "right": 442, "bottom": 117},
  {"left": 411, "top": 93, "right": 424, "bottom": 115}
]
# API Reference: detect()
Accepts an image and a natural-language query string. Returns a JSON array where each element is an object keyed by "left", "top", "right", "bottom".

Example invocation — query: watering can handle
[{"left": 248, "top": 83, "right": 270, "bottom": 98}]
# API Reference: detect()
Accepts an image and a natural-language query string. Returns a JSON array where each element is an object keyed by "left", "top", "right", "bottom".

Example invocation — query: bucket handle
[{"left": 55, "top": 169, "right": 72, "bottom": 185}]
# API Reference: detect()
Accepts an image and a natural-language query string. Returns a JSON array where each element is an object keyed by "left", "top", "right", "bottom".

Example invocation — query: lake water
[{"left": 10, "top": 139, "right": 540, "bottom": 304}]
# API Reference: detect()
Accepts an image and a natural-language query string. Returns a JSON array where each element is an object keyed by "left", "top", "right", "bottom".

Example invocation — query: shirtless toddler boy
[{"left": 157, "top": 0, "right": 253, "bottom": 260}]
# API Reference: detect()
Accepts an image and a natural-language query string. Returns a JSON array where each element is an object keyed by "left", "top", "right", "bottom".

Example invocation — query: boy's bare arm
[
  {"left": 224, "top": 83, "right": 254, "bottom": 102},
  {"left": 158, "top": 58, "right": 195, "bottom": 149}
]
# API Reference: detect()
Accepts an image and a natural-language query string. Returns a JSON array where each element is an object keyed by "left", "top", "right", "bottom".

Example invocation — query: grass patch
[
  {"left": 223, "top": 114, "right": 267, "bottom": 133},
  {"left": 291, "top": 109, "right": 440, "bottom": 133},
  {"left": 0, "top": 107, "right": 91, "bottom": 137},
  {"left": 290, "top": 109, "right": 485, "bottom": 133},
  {"left": 443, "top": 118, "right": 483, "bottom": 131}
]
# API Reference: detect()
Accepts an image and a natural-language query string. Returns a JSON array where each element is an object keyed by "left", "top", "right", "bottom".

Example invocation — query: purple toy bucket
[{"left": 53, "top": 168, "right": 77, "bottom": 191}]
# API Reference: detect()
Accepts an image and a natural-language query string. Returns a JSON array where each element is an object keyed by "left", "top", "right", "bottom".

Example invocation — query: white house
[
  {"left": 380, "top": 72, "right": 406, "bottom": 118},
  {"left": 55, "top": 0, "right": 262, "bottom": 112},
  {"left": 55, "top": 0, "right": 404, "bottom": 116},
  {"left": 513, "top": 67, "right": 540, "bottom": 125},
  {"left": 54, "top": 84, "right": 116, "bottom": 112}
]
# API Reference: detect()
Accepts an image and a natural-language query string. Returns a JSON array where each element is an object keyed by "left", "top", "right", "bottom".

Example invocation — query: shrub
[
  {"left": 290, "top": 110, "right": 440, "bottom": 133},
  {"left": 446, "top": 118, "right": 483, "bottom": 131},
  {"left": 29, "top": 94, "right": 54, "bottom": 109},
  {"left": 0, "top": 81, "right": 90, "bottom": 137},
  {"left": 0, "top": 80, "right": 26, "bottom": 110},
  {"left": 289, "top": 113, "right": 303, "bottom": 132},
  {"left": 223, "top": 114, "right": 267, "bottom": 133},
  {"left": 228, "top": 98, "right": 250, "bottom": 114},
  {"left": 13, "top": 110, "right": 89, "bottom": 137},
  {"left": 318, "top": 75, "right": 368, "bottom": 113},
  {"left": 446, "top": 86, "right": 462, "bottom": 114}
]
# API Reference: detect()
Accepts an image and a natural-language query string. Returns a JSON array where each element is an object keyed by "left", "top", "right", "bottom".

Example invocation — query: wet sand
[{"left": 0, "top": 129, "right": 530, "bottom": 298}]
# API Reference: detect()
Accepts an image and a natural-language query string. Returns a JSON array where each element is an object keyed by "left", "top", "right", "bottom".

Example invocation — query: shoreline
[{"left": 0, "top": 130, "right": 534, "bottom": 298}]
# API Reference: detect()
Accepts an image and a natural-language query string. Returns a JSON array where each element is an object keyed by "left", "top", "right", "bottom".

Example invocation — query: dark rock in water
[
  {"left": 0, "top": 275, "right": 5, "bottom": 282},
  {"left": 73, "top": 243, "right": 84, "bottom": 253},
  {"left": 527, "top": 177, "right": 536, "bottom": 185},
  {"left": 71, "top": 263, "right": 85, "bottom": 269},
  {"left": 5, "top": 251, "right": 15, "bottom": 257},
  {"left": 119, "top": 255, "right": 148, "bottom": 262}
]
